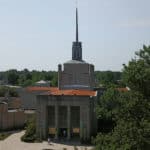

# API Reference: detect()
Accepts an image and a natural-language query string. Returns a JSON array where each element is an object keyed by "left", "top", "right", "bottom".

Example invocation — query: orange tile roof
[
  {"left": 26, "top": 86, "right": 96, "bottom": 96},
  {"left": 26, "top": 87, "right": 58, "bottom": 92},
  {"left": 117, "top": 87, "right": 129, "bottom": 92},
  {"left": 42, "top": 89, "right": 97, "bottom": 96}
]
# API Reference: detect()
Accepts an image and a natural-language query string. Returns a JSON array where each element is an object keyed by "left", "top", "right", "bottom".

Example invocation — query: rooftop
[
  {"left": 42, "top": 89, "right": 97, "bottom": 96},
  {"left": 26, "top": 87, "right": 57, "bottom": 92},
  {"left": 64, "top": 60, "right": 87, "bottom": 64},
  {"left": 35, "top": 80, "right": 50, "bottom": 84},
  {"left": 117, "top": 87, "right": 130, "bottom": 92},
  {"left": 26, "top": 86, "right": 96, "bottom": 96}
]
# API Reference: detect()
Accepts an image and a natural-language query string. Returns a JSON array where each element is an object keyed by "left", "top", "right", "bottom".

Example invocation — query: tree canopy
[
  {"left": 0, "top": 69, "right": 121, "bottom": 87},
  {"left": 94, "top": 45, "right": 150, "bottom": 150},
  {"left": 0, "top": 69, "right": 58, "bottom": 87},
  {"left": 123, "top": 45, "right": 150, "bottom": 98},
  {"left": 0, "top": 86, "right": 18, "bottom": 97}
]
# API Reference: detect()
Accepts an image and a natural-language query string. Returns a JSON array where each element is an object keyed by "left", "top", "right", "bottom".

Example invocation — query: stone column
[
  {"left": 87, "top": 105, "right": 90, "bottom": 139},
  {"left": 55, "top": 105, "right": 58, "bottom": 139},
  {"left": 67, "top": 106, "right": 71, "bottom": 140},
  {"left": 42, "top": 102, "right": 47, "bottom": 139},
  {"left": 80, "top": 106, "right": 84, "bottom": 140}
]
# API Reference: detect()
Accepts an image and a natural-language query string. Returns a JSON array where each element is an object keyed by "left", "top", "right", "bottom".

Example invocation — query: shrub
[
  {"left": 0, "top": 133, "right": 11, "bottom": 140},
  {"left": 21, "top": 118, "right": 36, "bottom": 142}
]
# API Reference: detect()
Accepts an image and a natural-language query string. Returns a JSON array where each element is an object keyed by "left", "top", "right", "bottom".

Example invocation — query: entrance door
[
  {"left": 59, "top": 128, "right": 67, "bottom": 138},
  {"left": 58, "top": 106, "right": 67, "bottom": 139}
]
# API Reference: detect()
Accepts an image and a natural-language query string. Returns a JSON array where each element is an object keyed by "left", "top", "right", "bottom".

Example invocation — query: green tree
[
  {"left": 123, "top": 45, "right": 150, "bottom": 98},
  {"left": 94, "top": 45, "right": 150, "bottom": 150},
  {"left": 9, "top": 88, "right": 18, "bottom": 97},
  {"left": 0, "top": 87, "right": 18, "bottom": 97},
  {"left": 95, "top": 71, "right": 122, "bottom": 87},
  {"left": 21, "top": 118, "right": 36, "bottom": 142},
  {"left": 7, "top": 69, "right": 19, "bottom": 85},
  {"left": 95, "top": 90, "right": 150, "bottom": 150},
  {"left": 51, "top": 74, "right": 58, "bottom": 87},
  {"left": 0, "top": 87, "right": 7, "bottom": 97}
]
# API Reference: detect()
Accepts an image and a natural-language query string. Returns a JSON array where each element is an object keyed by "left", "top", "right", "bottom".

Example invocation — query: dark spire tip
[{"left": 76, "top": 7, "right": 79, "bottom": 42}]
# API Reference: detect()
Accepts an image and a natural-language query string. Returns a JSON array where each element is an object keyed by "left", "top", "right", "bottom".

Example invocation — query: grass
[{"left": 0, "top": 133, "right": 11, "bottom": 140}]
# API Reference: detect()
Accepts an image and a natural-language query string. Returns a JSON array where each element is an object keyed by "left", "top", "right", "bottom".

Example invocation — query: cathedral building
[{"left": 36, "top": 8, "right": 98, "bottom": 141}]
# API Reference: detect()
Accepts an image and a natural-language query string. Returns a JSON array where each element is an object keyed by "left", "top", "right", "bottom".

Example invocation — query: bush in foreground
[{"left": 21, "top": 118, "right": 36, "bottom": 142}]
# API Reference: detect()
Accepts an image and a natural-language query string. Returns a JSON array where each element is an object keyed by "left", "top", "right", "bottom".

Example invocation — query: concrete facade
[
  {"left": 36, "top": 95, "right": 97, "bottom": 140},
  {"left": 58, "top": 62, "right": 95, "bottom": 90},
  {"left": 19, "top": 89, "right": 42, "bottom": 110}
]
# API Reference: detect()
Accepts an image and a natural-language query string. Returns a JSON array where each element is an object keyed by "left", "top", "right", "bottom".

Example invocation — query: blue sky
[{"left": 0, "top": 0, "right": 150, "bottom": 71}]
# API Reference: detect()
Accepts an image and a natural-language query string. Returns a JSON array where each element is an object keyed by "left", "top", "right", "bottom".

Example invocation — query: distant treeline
[
  {"left": 95, "top": 71, "right": 122, "bottom": 86},
  {"left": 0, "top": 69, "right": 122, "bottom": 87},
  {"left": 0, "top": 69, "right": 58, "bottom": 87}
]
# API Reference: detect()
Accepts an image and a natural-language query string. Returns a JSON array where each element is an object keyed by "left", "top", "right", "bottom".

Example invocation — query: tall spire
[
  {"left": 76, "top": 7, "right": 79, "bottom": 42},
  {"left": 72, "top": 3, "right": 82, "bottom": 61}
]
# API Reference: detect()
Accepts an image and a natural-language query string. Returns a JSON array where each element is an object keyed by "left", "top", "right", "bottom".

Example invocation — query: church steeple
[{"left": 72, "top": 6, "right": 82, "bottom": 61}]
